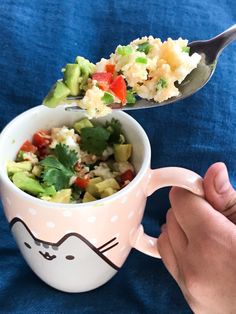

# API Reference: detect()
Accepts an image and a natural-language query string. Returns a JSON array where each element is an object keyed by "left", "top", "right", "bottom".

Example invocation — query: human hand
[{"left": 158, "top": 162, "right": 236, "bottom": 314}]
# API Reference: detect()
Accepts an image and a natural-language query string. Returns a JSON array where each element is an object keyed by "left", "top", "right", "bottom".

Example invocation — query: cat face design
[{"left": 10, "top": 218, "right": 119, "bottom": 292}]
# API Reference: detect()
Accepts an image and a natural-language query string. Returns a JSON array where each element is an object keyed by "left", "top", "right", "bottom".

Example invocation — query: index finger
[{"left": 169, "top": 187, "right": 223, "bottom": 237}]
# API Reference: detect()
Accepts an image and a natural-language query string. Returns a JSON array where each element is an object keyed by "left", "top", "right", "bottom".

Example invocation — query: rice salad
[
  {"left": 43, "top": 36, "right": 201, "bottom": 117},
  {"left": 7, "top": 118, "right": 135, "bottom": 204}
]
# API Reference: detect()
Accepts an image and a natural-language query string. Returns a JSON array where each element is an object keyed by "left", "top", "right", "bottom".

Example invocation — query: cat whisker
[
  {"left": 100, "top": 242, "right": 119, "bottom": 254},
  {"left": 97, "top": 237, "right": 117, "bottom": 251}
]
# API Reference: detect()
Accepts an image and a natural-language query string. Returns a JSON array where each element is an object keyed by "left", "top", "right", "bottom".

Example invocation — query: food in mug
[
  {"left": 7, "top": 118, "right": 135, "bottom": 203},
  {"left": 43, "top": 36, "right": 201, "bottom": 117}
]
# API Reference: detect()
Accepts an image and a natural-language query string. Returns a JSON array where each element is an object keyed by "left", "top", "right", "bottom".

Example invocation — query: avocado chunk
[
  {"left": 12, "top": 172, "right": 45, "bottom": 196},
  {"left": 63, "top": 64, "right": 81, "bottom": 96},
  {"left": 86, "top": 177, "right": 102, "bottom": 197},
  {"left": 50, "top": 189, "right": 72, "bottom": 203},
  {"left": 43, "top": 81, "right": 70, "bottom": 108},
  {"left": 100, "top": 187, "right": 117, "bottom": 198},
  {"left": 83, "top": 191, "right": 97, "bottom": 203},
  {"left": 114, "top": 144, "right": 132, "bottom": 162},
  {"left": 75, "top": 56, "right": 95, "bottom": 90},
  {"left": 95, "top": 178, "right": 120, "bottom": 194},
  {"left": 73, "top": 118, "right": 94, "bottom": 134},
  {"left": 7, "top": 161, "right": 32, "bottom": 175},
  {"left": 32, "top": 165, "right": 42, "bottom": 177}
]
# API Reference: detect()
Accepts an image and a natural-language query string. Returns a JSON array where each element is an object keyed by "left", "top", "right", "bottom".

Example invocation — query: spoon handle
[{"left": 210, "top": 24, "right": 236, "bottom": 55}]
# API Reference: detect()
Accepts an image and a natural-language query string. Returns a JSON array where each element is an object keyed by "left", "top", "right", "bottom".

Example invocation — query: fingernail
[{"left": 214, "top": 166, "right": 231, "bottom": 194}]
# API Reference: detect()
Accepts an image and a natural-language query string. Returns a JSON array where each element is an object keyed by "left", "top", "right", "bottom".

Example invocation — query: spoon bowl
[{"left": 65, "top": 24, "right": 236, "bottom": 112}]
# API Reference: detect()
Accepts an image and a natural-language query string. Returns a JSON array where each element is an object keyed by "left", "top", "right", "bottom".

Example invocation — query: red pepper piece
[
  {"left": 92, "top": 72, "right": 113, "bottom": 91},
  {"left": 20, "top": 140, "right": 37, "bottom": 154},
  {"left": 120, "top": 169, "right": 134, "bottom": 183},
  {"left": 109, "top": 75, "right": 127, "bottom": 104},
  {"left": 32, "top": 130, "right": 51, "bottom": 148},
  {"left": 74, "top": 177, "right": 90, "bottom": 189}
]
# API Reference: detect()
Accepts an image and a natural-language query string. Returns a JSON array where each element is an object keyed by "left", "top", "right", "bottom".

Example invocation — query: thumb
[{"left": 204, "top": 162, "right": 236, "bottom": 224}]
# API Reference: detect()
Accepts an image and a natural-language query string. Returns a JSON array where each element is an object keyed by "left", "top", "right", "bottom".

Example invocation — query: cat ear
[{"left": 97, "top": 237, "right": 119, "bottom": 254}]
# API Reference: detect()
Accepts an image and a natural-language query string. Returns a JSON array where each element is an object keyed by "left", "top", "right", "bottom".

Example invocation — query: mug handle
[{"left": 132, "top": 167, "right": 204, "bottom": 258}]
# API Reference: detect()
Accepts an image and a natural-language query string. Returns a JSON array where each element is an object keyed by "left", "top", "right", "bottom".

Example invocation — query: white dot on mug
[
  {"left": 114, "top": 233, "right": 120, "bottom": 238},
  {"left": 63, "top": 210, "right": 72, "bottom": 217},
  {"left": 121, "top": 197, "right": 128, "bottom": 204},
  {"left": 46, "top": 221, "right": 55, "bottom": 228},
  {"left": 148, "top": 173, "right": 152, "bottom": 179},
  {"left": 128, "top": 211, "right": 134, "bottom": 219},
  {"left": 88, "top": 216, "right": 96, "bottom": 223},
  {"left": 28, "top": 208, "right": 37, "bottom": 215},
  {"left": 111, "top": 215, "right": 118, "bottom": 223}
]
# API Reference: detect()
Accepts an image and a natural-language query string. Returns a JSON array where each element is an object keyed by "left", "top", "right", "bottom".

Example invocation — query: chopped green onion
[
  {"left": 135, "top": 57, "right": 147, "bottom": 64},
  {"left": 117, "top": 45, "right": 133, "bottom": 56},
  {"left": 182, "top": 46, "right": 190, "bottom": 53},
  {"left": 156, "top": 78, "right": 168, "bottom": 91},
  {"left": 126, "top": 90, "right": 136, "bottom": 104},
  {"left": 101, "top": 92, "right": 114, "bottom": 105},
  {"left": 137, "top": 42, "right": 153, "bottom": 54}
]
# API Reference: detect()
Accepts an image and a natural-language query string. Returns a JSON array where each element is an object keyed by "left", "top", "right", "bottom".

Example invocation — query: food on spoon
[
  {"left": 7, "top": 118, "right": 135, "bottom": 203},
  {"left": 43, "top": 37, "right": 201, "bottom": 117}
]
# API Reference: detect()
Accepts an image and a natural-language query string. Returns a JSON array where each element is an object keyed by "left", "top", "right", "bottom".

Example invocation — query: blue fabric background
[{"left": 0, "top": 0, "right": 236, "bottom": 313}]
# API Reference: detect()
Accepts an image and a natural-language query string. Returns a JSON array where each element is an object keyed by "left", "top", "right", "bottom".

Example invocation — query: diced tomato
[
  {"left": 109, "top": 75, "right": 127, "bottom": 104},
  {"left": 20, "top": 140, "right": 37, "bottom": 154},
  {"left": 105, "top": 64, "right": 115, "bottom": 74},
  {"left": 32, "top": 130, "right": 51, "bottom": 148},
  {"left": 120, "top": 169, "right": 134, "bottom": 183},
  {"left": 92, "top": 72, "right": 113, "bottom": 91},
  {"left": 74, "top": 176, "right": 90, "bottom": 189},
  {"left": 92, "top": 72, "right": 113, "bottom": 83}
]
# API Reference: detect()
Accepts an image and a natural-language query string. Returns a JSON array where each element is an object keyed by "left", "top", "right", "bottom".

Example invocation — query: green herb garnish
[
  {"left": 156, "top": 78, "right": 168, "bottom": 91},
  {"left": 117, "top": 45, "right": 133, "bottom": 56},
  {"left": 126, "top": 90, "right": 136, "bottom": 105},
  {"left": 137, "top": 42, "right": 153, "bottom": 54},
  {"left": 182, "top": 46, "right": 190, "bottom": 53},
  {"left": 80, "top": 127, "right": 110, "bottom": 155},
  {"left": 40, "top": 144, "right": 77, "bottom": 190},
  {"left": 135, "top": 57, "right": 147, "bottom": 64},
  {"left": 101, "top": 92, "right": 114, "bottom": 105}
]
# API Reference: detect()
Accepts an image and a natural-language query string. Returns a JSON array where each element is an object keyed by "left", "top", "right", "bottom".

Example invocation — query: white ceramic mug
[{"left": 0, "top": 105, "right": 204, "bottom": 292}]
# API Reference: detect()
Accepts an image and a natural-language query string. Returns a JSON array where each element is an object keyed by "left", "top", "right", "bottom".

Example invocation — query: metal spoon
[{"left": 65, "top": 24, "right": 236, "bottom": 112}]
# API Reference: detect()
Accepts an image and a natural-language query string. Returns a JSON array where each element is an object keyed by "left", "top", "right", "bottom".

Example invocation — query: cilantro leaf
[
  {"left": 80, "top": 127, "right": 110, "bottom": 155},
  {"left": 54, "top": 143, "right": 78, "bottom": 169},
  {"left": 41, "top": 167, "right": 71, "bottom": 191},
  {"left": 40, "top": 154, "right": 75, "bottom": 191}
]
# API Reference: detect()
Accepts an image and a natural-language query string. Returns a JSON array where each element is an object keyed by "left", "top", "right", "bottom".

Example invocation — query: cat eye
[
  {"left": 65, "top": 255, "right": 75, "bottom": 260},
  {"left": 24, "top": 242, "right": 31, "bottom": 249}
]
